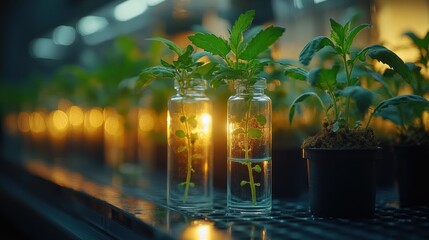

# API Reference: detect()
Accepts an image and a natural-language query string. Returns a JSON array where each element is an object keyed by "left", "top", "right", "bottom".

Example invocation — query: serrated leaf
[
  {"left": 240, "top": 26, "right": 285, "bottom": 60},
  {"left": 284, "top": 67, "right": 308, "bottom": 81},
  {"left": 253, "top": 164, "right": 262, "bottom": 173},
  {"left": 175, "top": 130, "right": 186, "bottom": 138},
  {"left": 289, "top": 92, "right": 325, "bottom": 124},
  {"left": 188, "top": 33, "right": 230, "bottom": 58},
  {"left": 177, "top": 146, "right": 187, "bottom": 153},
  {"left": 330, "top": 18, "right": 344, "bottom": 48},
  {"left": 230, "top": 10, "right": 255, "bottom": 54},
  {"left": 240, "top": 180, "right": 248, "bottom": 186},
  {"left": 299, "top": 36, "right": 335, "bottom": 65},
  {"left": 248, "top": 128, "right": 262, "bottom": 139},
  {"left": 175, "top": 45, "right": 194, "bottom": 68},
  {"left": 255, "top": 114, "right": 266, "bottom": 125},
  {"left": 308, "top": 67, "right": 338, "bottom": 91},
  {"left": 364, "top": 45, "right": 410, "bottom": 79},
  {"left": 146, "top": 37, "right": 181, "bottom": 55},
  {"left": 337, "top": 86, "right": 373, "bottom": 114}
]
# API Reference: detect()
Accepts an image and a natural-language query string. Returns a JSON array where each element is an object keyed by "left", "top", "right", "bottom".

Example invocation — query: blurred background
[{"left": 0, "top": 0, "right": 428, "bottom": 198}]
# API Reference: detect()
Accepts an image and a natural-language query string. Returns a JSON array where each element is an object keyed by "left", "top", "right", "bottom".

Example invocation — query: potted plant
[
  {"left": 286, "top": 19, "right": 428, "bottom": 218},
  {"left": 189, "top": 10, "right": 285, "bottom": 214},
  {"left": 126, "top": 37, "right": 217, "bottom": 210},
  {"left": 374, "top": 30, "right": 429, "bottom": 207}
]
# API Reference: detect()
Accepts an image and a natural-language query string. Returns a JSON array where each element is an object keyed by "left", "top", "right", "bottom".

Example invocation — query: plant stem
[
  {"left": 181, "top": 99, "right": 193, "bottom": 203},
  {"left": 244, "top": 99, "right": 257, "bottom": 205},
  {"left": 343, "top": 54, "right": 352, "bottom": 124}
]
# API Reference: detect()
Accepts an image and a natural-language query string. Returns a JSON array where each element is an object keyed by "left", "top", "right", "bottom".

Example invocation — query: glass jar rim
[
  {"left": 174, "top": 78, "right": 207, "bottom": 90},
  {"left": 234, "top": 78, "right": 266, "bottom": 89}
]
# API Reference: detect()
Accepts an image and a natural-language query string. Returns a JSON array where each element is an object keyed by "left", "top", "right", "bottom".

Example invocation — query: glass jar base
[
  {"left": 227, "top": 205, "right": 271, "bottom": 215},
  {"left": 168, "top": 201, "right": 213, "bottom": 211}
]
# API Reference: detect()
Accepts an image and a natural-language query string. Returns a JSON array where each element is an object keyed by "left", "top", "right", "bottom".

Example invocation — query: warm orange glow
[
  {"left": 51, "top": 110, "right": 69, "bottom": 132},
  {"left": 181, "top": 220, "right": 231, "bottom": 240},
  {"left": 68, "top": 106, "right": 84, "bottom": 126},
  {"left": 105, "top": 116, "right": 124, "bottom": 137},
  {"left": 29, "top": 111, "right": 46, "bottom": 134},
  {"left": 4, "top": 113, "right": 18, "bottom": 135},
  {"left": 57, "top": 99, "right": 72, "bottom": 111},
  {"left": 17, "top": 112, "right": 30, "bottom": 133},
  {"left": 88, "top": 108, "right": 104, "bottom": 128},
  {"left": 139, "top": 109, "right": 155, "bottom": 132},
  {"left": 199, "top": 113, "right": 212, "bottom": 133}
]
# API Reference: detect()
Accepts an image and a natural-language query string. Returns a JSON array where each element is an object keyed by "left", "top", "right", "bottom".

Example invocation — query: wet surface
[{"left": 2, "top": 155, "right": 429, "bottom": 239}]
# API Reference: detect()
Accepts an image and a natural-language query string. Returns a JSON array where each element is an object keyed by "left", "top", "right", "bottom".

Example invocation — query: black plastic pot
[
  {"left": 304, "top": 148, "right": 379, "bottom": 218},
  {"left": 394, "top": 146, "right": 429, "bottom": 207}
]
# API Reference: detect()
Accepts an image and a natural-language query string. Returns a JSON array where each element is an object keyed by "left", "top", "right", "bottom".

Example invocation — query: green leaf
[
  {"left": 175, "top": 130, "right": 186, "bottom": 138},
  {"left": 373, "top": 94, "right": 429, "bottom": 115},
  {"left": 345, "top": 24, "right": 370, "bottom": 53},
  {"left": 308, "top": 67, "right": 338, "bottom": 91},
  {"left": 160, "top": 59, "right": 174, "bottom": 68},
  {"left": 175, "top": 45, "right": 194, "bottom": 68},
  {"left": 188, "top": 115, "right": 198, "bottom": 128},
  {"left": 240, "top": 26, "right": 285, "bottom": 60},
  {"left": 188, "top": 33, "right": 230, "bottom": 58},
  {"left": 189, "top": 182, "right": 195, "bottom": 188},
  {"left": 284, "top": 67, "right": 308, "bottom": 81},
  {"left": 138, "top": 66, "right": 175, "bottom": 88},
  {"left": 404, "top": 31, "right": 424, "bottom": 49},
  {"left": 299, "top": 36, "right": 335, "bottom": 65},
  {"left": 253, "top": 164, "right": 262, "bottom": 173},
  {"left": 180, "top": 116, "right": 186, "bottom": 123},
  {"left": 289, "top": 92, "right": 326, "bottom": 124},
  {"left": 146, "top": 37, "right": 181, "bottom": 55},
  {"left": 177, "top": 146, "right": 187, "bottom": 152},
  {"left": 233, "top": 128, "right": 245, "bottom": 135},
  {"left": 363, "top": 45, "right": 410, "bottom": 79},
  {"left": 240, "top": 180, "right": 248, "bottom": 186},
  {"left": 248, "top": 128, "right": 262, "bottom": 139},
  {"left": 255, "top": 114, "right": 266, "bottom": 125},
  {"left": 194, "top": 62, "right": 217, "bottom": 79},
  {"left": 254, "top": 183, "right": 261, "bottom": 187},
  {"left": 229, "top": 10, "right": 255, "bottom": 54},
  {"left": 337, "top": 86, "right": 373, "bottom": 114},
  {"left": 330, "top": 18, "right": 345, "bottom": 48}
]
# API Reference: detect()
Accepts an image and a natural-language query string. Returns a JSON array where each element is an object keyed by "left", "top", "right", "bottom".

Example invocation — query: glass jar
[
  {"left": 167, "top": 78, "right": 213, "bottom": 210},
  {"left": 227, "top": 78, "right": 272, "bottom": 214}
]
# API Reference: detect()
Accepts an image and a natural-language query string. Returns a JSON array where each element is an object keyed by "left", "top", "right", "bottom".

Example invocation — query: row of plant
[
  {"left": 125, "top": 9, "right": 429, "bottom": 217},
  {"left": 1, "top": 9, "right": 428, "bottom": 217}
]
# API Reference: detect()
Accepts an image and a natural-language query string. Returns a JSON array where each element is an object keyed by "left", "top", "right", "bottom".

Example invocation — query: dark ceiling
[{"left": 0, "top": 0, "right": 112, "bottom": 84}]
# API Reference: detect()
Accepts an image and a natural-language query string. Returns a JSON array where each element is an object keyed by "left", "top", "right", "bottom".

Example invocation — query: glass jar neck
[
  {"left": 174, "top": 79, "right": 207, "bottom": 96},
  {"left": 234, "top": 79, "right": 266, "bottom": 95}
]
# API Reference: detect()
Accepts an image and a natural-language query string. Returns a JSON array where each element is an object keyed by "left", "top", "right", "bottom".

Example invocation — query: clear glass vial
[
  {"left": 227, "top": 78, "right": 272, "bottom": 214},
  {"left": 167, "top": 78, "right": 213, "bottom": 210}
]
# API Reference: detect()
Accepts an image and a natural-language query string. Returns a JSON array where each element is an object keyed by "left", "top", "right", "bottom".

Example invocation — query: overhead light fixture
[
  {"left": 53, "top": 25, "right": 76, "bottom": 46},
  {"left": 147, "top": 0, "right": 165, "bottom": 6},
  {"left": 77, "top": 16, "right": 109, "bottom": 36},
  {"left": 114, "top": 0, "right": 148, "bottom": 22},
  {"left": 30, "top": 38, "right": 62, "bottom": 59},
  {"left": 314, "top": 0, "right": 327, "bottom": 4}
]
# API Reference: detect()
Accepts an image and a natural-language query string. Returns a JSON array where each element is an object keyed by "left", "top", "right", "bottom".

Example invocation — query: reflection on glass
[{"left": 181, "top": 220, "right": 231, "bottom": 240}]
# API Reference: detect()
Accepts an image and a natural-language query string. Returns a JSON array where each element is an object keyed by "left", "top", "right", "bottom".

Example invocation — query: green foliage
[
  {"left": 287, "top": 18, "right": 418, "bottom": 135},
  {"left": 189, "top": 10, "right": 285, "bottom": 87}
]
